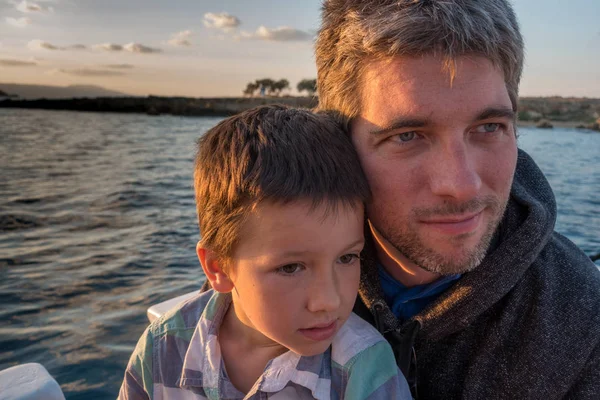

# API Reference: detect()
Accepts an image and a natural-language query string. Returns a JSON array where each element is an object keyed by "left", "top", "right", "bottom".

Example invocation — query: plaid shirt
[{"left": 119, "top": 290, "right": 411, "bottom": 400}]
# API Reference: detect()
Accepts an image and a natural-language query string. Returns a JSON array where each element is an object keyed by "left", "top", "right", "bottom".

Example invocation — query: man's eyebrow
[
  {"left": 370, "top": 117, "right": 428, "bottom": 136},
  {"left": 475, "top": 107, "right": 516, "bottom": 121},
  {"left": 368, "top": 108, "right": 515, "bottom": 135}
]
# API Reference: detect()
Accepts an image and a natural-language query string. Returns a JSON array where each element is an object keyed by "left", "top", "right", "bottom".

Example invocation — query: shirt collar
[{"left": 179, "top": 291, "right": 331, "bottom": 399}]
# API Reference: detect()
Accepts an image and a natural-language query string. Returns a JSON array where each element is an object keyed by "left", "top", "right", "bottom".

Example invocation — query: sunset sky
[{"left": 1, "top": 0, "right": 599, "bottom": 97}]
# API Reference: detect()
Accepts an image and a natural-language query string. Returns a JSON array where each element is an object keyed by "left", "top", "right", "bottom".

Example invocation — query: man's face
[
  {"left": 227, "top": 200, "right": 364, "bottom": 356},
  {"left": 351, "top": 55, "right": 517, "bottom": 275}
]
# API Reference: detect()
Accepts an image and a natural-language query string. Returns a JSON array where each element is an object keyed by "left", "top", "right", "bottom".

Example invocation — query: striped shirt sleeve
[
  {"left": 118, "top": 326, "right": 154, "bottom": 400},
  {"left": 343, "top": 340, "right": 412, "bottom": 400}
]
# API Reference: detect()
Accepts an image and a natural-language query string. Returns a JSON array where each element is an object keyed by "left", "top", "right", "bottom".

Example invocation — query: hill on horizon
[{"left": 0, "top": 83, "right": 130, "bottom": 100}]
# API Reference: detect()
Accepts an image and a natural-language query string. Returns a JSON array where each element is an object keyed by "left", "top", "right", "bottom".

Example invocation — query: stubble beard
[{"left": 377, "top": 196, "right": 509, "bottom": 275}]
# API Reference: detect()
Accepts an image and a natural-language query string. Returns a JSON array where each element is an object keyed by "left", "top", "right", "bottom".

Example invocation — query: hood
[{"left": 358, "top": 149, "right": 557, "bottom": 340}]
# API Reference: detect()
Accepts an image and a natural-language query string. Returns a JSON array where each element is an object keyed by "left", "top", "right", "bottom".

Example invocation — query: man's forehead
[
  {"left": 357, "top": 54, "right": 511, "bottom": 120},
  {"left": 361, "top": 55, "right": 504, "bottom": 92}
]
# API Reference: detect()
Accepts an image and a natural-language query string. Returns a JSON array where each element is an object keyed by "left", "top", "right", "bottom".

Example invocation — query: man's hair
[
  {"left": 194, "top": 105, "right": 370, "bottom": 260},
  {"left": 316, "top": 0, "right": 524, "bottom": 119}
]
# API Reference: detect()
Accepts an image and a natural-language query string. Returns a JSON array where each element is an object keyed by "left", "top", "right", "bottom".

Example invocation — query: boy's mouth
[{"left": 299, "top": 320, "right": 337, "bottom": 341}]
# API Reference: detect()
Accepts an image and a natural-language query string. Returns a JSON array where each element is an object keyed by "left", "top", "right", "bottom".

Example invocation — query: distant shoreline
[
  {"left": 0, "top": 95, "right": 598, "bottom": 131},
  {"left": 0, "top": 96, "right": 318, "bottom": 117},
  {"left": 517, "top": 120, "right": 589, "bottom": 129}
]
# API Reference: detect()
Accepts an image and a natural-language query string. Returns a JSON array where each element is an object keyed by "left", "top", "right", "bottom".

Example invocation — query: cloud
[
  {"left": 27, "top": 41, "right": 87, "bottom": 51},
  {"left": 95, "top": 43, "right": 123, "bottom": 52},
  {"left": 14, "top": 1, "right": 53, "bottom": 13},
  {"left": 51, "top": 67, "right": 126, "bottom": 77},
  {"left": 240, "top": 26, "right": 313, "bottom": 42},
  {"left": 6, "top": 16, "right": 31, "bottom": 27},
  {"left": 123, "top": 42, "right": 161, "bottom": 54},
  {"left": 104, "top": 64, "right": 134, "bottom": 69},
  {"left": 168, "top": 30, "right": 192, "bottom": 47},
  {"left": 0, "top": 58, "right": 37, "bottom": 66},
  {"left": 94, "top": 42, "right": 161, "bottom": 54},
  {"left": 28, "top": 39, "right": 61, "bottom": 50},
  {"left": 203, "top": 12, "right": 240, "bottom": 31},
  {"left": 27, "top": 40, "right": 161, "bottom": 55}
]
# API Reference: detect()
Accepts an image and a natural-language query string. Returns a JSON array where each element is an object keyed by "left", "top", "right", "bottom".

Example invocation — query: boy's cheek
[{"left": 249, "top": 280, "right": 300, "bottom": 306}]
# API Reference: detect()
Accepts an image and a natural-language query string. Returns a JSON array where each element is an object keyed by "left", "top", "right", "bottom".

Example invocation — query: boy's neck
[{"left": 219, "top": 300, "right": 288, "bottom": 394}]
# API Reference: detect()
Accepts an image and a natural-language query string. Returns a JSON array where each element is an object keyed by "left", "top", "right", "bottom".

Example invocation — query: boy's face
[{"left": 227, "top": 199, "right": 364, "bottom": 356}]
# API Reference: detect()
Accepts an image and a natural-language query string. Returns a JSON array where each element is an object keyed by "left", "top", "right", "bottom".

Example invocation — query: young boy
[{"left": 119, "top": 105, "right": 411, "bottom": 399}]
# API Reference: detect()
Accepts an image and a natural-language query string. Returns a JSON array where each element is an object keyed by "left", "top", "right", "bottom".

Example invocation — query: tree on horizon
[
  {"left": 297, "top": 79, "right": 317, "bottom": 96},
  {"left": 255, "top": 78, "right": 276, "bottom": 96},
  {"left": 243, "top": 82, "right": 259, "bottom": 97},
  {"left": 273, "top": 79, "right": 290, "bottom": 96}
]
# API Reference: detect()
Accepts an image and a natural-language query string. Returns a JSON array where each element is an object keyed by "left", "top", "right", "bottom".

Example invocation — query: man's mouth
[
  {"left": 420, "top": 211, "right": 483, "bottom": 235},
  {"left": 298, "top": 320, "right": 337, "bottom": 341}
]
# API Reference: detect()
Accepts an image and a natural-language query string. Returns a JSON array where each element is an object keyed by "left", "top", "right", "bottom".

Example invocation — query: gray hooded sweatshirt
[{"left": 354, "top": 149, "right": 600, "bottom": 399}]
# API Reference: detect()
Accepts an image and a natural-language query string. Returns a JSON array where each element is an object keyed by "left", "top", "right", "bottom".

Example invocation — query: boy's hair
[
  {"left": 194, "top": 105, "right": 370, "bottom": 261},
  {"left": 316, "top": 0, "right": 524, "bottom": 120}
]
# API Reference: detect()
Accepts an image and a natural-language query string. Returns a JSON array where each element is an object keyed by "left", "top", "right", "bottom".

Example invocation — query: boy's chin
[{"left": 289, "top": 340, "right": 333, "bottom": 358}]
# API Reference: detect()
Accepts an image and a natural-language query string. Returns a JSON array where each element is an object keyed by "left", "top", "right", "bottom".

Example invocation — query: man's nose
[
  {"left": 306, "top": 267, "right": 341, "bottom": 313},
  {"left": 428, "top": 139, "right": 482, "bottom": 201}
]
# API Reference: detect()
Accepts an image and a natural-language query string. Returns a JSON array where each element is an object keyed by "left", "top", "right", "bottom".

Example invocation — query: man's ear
[{"left": 196, "top": 242, "right": 234, "bottom": 293}]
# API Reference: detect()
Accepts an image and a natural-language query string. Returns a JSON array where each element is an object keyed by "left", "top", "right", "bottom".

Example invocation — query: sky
[{"left": 0, "top": 0, "right": 599, "bottom": 98}]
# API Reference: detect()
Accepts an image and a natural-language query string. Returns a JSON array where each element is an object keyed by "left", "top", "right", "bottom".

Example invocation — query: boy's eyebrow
[
  {"left": 370, "top": 117, "right": 428, "bottom": 136},
  {"left": 276, "top": 238, "right": 365, "bottom": 259},
  {"left": 345, "top": 238, "right": 366, "bottom": 250}
]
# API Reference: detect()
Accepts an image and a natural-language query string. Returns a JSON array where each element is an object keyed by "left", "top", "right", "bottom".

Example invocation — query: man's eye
[
  {"left": 338, "top": 254, "right": 359, "bottom": 265},
  {"left": 393, "top": 131, "right": 417, "bottom": 142},
  {"left": 277, "top": 264, "right": 303, "bottom": 275},
  {"left": 476, "top": 123, "right": 501, "bottom": 133}
]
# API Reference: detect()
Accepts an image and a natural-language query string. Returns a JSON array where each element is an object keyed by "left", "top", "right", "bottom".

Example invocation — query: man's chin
[
  {"left": 373, "top": 209, "right": 503, "bottom": 276},
  {"left": 398, "top": 234, "right": 492, "bottom": 275},
  {"left": 414, "top": 249, "right": 484, "bottom": 275}
]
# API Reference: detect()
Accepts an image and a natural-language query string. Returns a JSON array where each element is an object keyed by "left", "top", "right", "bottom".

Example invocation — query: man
[{"left": 316, "top": 0, "right": 600, "bottom": 398}]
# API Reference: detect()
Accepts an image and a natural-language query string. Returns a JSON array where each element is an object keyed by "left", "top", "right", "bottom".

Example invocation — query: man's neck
[{"left": 369, "top": 221, "right": 441, "bottom": 288}]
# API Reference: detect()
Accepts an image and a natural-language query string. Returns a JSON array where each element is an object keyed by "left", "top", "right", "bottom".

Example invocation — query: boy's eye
[
  {"left": 338, "top": 254, "right": 359, "bottom": 265},
  {"left": 277, "top": 263, "right": 303, "bottom": 275}
]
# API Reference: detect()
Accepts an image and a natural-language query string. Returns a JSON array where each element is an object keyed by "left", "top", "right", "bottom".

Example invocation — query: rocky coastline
[
  {"left": 0, "top": 95, "right": 598, "bottom": 131},
  {"left": 0, "top": 96, "right": 317, "bottom": 117}
]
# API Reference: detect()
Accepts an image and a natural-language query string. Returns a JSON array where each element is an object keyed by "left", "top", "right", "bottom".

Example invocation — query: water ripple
[
  {"left": 0, "top": 109, "right": 214, "bottom": 399},
  {"left": 0, "top": 110, "right": 597, "bottom": 399}
]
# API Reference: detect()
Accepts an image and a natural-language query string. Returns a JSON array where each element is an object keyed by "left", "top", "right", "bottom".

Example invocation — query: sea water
[{"left": 0, "top": 109, "right": 598, "bottom": 399}]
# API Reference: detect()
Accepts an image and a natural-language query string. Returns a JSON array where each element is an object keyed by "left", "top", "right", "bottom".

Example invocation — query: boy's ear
[{"left": 196, "top": 242, "right": 234, "bottom": 293}]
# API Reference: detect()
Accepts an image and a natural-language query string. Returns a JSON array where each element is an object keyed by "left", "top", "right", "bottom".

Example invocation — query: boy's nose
[{"left": 306, "top": 269, "right": 341, "bottom": 313}]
